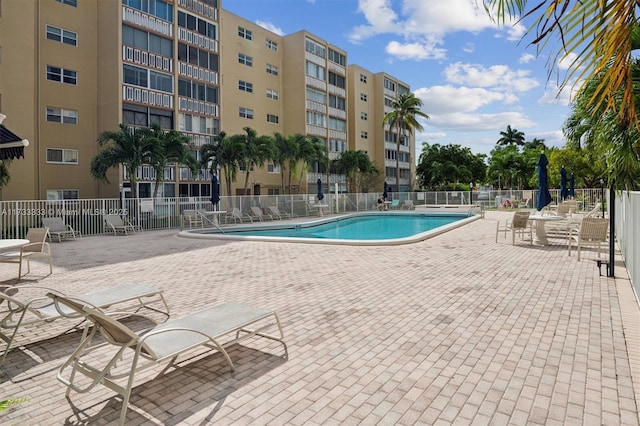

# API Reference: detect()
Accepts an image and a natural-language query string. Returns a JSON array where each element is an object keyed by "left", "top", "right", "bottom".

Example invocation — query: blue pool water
[
  {"left": 230, "top": 214, "right": 463, "bottom": 240},
  {"left": 181, "top": 212, "right": 478, "bottom": 245}
]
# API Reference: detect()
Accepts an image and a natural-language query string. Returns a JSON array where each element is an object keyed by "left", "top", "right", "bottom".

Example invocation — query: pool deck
[{"left": 1, "top": 210, "right": 638, "bottom": 425}]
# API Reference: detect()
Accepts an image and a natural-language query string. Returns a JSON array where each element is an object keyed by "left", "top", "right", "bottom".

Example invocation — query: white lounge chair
[
  {"left": 402, "top": 200, "right": 414, "bottom": 210},
  {"left": 268, "top": 206, "right": 297, "bottom": 220},
  {"left": 568, "top": 217, "right": 609, "bottom": 260},
  {"left": 181, "top": 209, "right": 204, "bottom": 229},
  {"left": 49, "top": 294, "right": 285, "bottom": 426},
  {"left": 224, "top": 208, "right": 252, "bottom": 224},
  {"left": 496, "top": 211, "right": 532, "bottom": 245},
  {"left": 0, "top": 227, "right": 53, "bottom": 279},
  {"left": 41, "top": 217, "right": 81, "bottom": 242},
  {"left": 0, "top": 284, "right": 169, "bottom": 365},
  {"left": 250, "top": 206, "right": 273, "bottom": 221},
  {"left": 104, "top": 214, "right": 142, "bottom": 235}
]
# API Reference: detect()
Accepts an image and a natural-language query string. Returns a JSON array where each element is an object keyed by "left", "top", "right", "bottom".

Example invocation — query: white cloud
[
  {"left": 557, "top": 52, "right": 579, "bottom": 70},
  {"left": 414, "top": 85, "right": 512, "bottom": 113},
  {"left": 519, "top": 53, "right": 535, "bottom": 64},
  {"left": 444, "top": 62, "right": 539, "bottom": 93},
  {"left": 255, "top": 20, "right": 284, "bottom": 36},
  {"left": 385, "top": 39, "right": 446, "bottom": 60},
  {"left": 429, "top": 111, "right": 535, "bottom": 131},
  {"left": 538, "top": 81, "right": 576, "bottom": 106}
]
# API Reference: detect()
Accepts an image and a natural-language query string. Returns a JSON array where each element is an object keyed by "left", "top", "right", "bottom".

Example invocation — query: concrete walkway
[{"left": 0, "top": 211, "right": 638, "bottom": 425}]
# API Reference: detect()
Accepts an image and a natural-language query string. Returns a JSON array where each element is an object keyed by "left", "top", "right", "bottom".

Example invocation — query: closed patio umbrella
[
  {"left": 560, "top": 167, "right": 569, "bottom": 201},
  {"left": 536, "top": 152, "right": 552, "bottom": 211},
  {"left": 383, "top": 181, "right": 388, "bottom": 199},
  {"left": 317, "top": 178, "right": 324, "bottom": 201},
  {"left": 569, "top": 174, "right": 575, "bottom": 198},
  {"left": 210, "top": 174, "right": 220, "bottom": 209}
]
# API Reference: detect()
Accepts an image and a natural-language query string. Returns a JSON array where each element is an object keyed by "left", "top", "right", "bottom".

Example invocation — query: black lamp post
[{"left": 600, "top": 179, "right": 605, "bottom": 217}]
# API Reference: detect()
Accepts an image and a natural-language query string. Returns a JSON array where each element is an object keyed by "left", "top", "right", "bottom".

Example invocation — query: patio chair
[
  {"left": 0, "top": 227, "right": 53, "bottom": 280},
  {"left": 49, "top": 294, "right": 285, "bottom": 426},
  {"left": 0, "top": 284, "right": 169, "bottom": 365},
  {"left": 495, "top": 211, "right": 532, "bottom": 245},
  {"left": 389, "top": 200, "right": 401, "bottom": 209},
  {"left": 250, "top": 206, "right": 273, "bottom": 222},
  {"left": 268, "top": 205, "right": 297, "bottom": 220},
  {"left": 181, "top": 209, "right": 204, "bottom": 229},
  {"left": 224, "top": 207, "right": 253, "bottom": 224},
  {"left": 402, "top": 200, "right": 414, "bottom": 210},
  {"left": 104, "top": 214, "right": 142, "bottom": 235},
  {"left": 568, "top": 217, "right": 609, "bottom": 260},
  {"left": 41, "top": 217, "right": 81, "bottom": 242}
]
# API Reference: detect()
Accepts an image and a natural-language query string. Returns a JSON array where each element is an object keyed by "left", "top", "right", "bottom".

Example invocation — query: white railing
[{"left": 615, "top": 191, "right": 639, "bottom": 304}]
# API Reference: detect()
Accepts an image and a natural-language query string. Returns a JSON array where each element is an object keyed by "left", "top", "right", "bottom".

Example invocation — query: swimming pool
[{"left": 179, "top": 211, "right": 479, "bottom": 246}]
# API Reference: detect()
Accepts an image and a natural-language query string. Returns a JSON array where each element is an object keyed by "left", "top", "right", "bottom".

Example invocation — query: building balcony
[
  {"left": 123, "top": 6, "right": 173, "bottom": 37},
  {"left": 178, "top": 97, "right": 219, "bottom": 116},
  {"left": 306, "top": 125, "right": 327, "bottom": 137},
  {"left": 123, "top": 85, "right": 173, "bottom": 109},
  {"left": 178, "top": 27, "right": 218, "bottom": 52},
  {"left": 178, "top": 62, "right": 218, "bottom": 84},
  {"left": 306, "top": 76, "right": 326, "bottom": 91},
  {"left": 178, "top": 0, "right": 218, "bottom": 21},
  {"left": 306, "top": 100, "right": 327, "bottom": 114},
  {"left": 123, "top": 46, "right": 173, "bottom": 73}
]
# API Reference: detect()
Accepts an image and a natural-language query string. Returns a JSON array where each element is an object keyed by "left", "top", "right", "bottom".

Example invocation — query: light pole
[{"left": 600, "top": 178, "right": 605, "bottom": 217}]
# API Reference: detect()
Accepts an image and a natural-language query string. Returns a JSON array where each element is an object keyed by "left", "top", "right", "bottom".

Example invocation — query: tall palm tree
[
  {"left": 273, "top": 132, "right": 298, "bottom": 194},
  {"left": 486, "top": 0, "right": 640, "bottom": 130},
  {"left": 497, "top": 125, "right": 525, "bottom": 147},
  {"left": 334, "top": 150, "right": 376, "bottom": 193},
  {"left": 296, "top": 135, "right": 328, "bottom": 193},
  {"left": 146, "top": 124, "right": 197, "bottom": 199},
  {"left": 231, "top": 127, "right": 274, "bottom": 195},
  {"left": 383, "top": 92, "right": 429, "bottom": 192},
  {"left": 200, "top": 132, "right": 244, "bottom": 196},
  {"left": 91, "top": 124, "right": 161, "bottom": 198}
]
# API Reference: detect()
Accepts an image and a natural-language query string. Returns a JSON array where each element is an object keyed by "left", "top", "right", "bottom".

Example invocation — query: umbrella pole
[{"left": 609, "top": 186, "right": 615, "bottom": 277}]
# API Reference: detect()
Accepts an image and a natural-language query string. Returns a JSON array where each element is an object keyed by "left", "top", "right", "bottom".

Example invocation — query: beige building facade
[{"left": 0, "top": 0, "right": 415, "bottom": 201}]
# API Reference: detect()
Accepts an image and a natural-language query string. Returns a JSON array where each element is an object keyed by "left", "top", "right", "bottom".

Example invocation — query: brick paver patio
[{"left": 0, "top": 211, "right": 638, "bottom": 425}]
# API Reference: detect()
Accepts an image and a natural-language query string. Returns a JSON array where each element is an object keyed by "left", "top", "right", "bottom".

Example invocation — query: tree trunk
[{"left": 396, "top": 122, "right": 401, "bottom": 193}]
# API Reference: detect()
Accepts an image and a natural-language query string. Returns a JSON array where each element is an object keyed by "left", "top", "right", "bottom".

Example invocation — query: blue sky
[{"left": 223, "top": 0, "right": 575, "bottom": 157}]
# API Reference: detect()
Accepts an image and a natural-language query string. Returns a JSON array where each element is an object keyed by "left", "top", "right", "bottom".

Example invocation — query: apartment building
[{"left": 0, "top": 0, "right": 414, "bottom": 201}]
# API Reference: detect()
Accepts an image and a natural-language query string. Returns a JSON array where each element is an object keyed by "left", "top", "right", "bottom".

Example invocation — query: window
[
  {"left": 328, "top": 72, "right": 345, "bottom": 88},
  {"left": 179, "top": 114, "right": 218, "bottom": 134},
  {"left": 267, "top": 163, "right": 280, "bottom": 173},
  {"left": 46, "top": 107, "right": 78, "bottom": 124},
  {"left": 238, "top": 80, "right": 253, "bottom": 93},
  {"left": 360, "top": 93, "right": 368, "bottom": 102},
  {"left": 306, "top": 111, "right": 326, "bottom": 127},
  {"left": 267, "top": 114, "right": 279, "bottom": 124},
  {"left": 123, "top": 103, "right": 174, "bottom": 128},
  {"left": 46, "top": 148, "right": 79, "bottom": 164},
  {"left": 330, "top": 139, "right": 347, "bottom": 153},
  {"left": 398, "top": 85, "right": 410, "bottom": 95},
  {"left": 124, "top": 25, "right": 173, "bottom": 57},
  {"left": 361, "top": 131, "right": 368, "bottom": 139},
  {"left": 266, "top": 64, "right": 278, "bottom": 75},
  {"left": 306, "top": 87, "right": 326, "bottom": 104},
  {"left": 266, "top": 89, "right": 279, "bottom": 100},
  {"left": 239, "top": 107, "right": 254, "bottom": 119},
  {"left": 266, "top": 39, "right": 278, "bottom": 51},
  {"left": 305, "top": 38, "right": 326, "bottom": 57},
  {"left": 123, "top": 0, "right": 173, "bottom": 22},
  {"left": 54, "top": 0, "right": 77, "bottom": 6},
  {"left": 46, "top": 65, "right": 77, "bottom": 85},
  {"left": 267, "top": 188, "right": 280, "bottom": 195},
  {"left": 384, "top": 78, "right": 396, "bottom": 91},
  {"left": 46, "top": 25, "right": 77, "bottom": 46},
  {"left": 123, "top": 64, "right": 148, "bottom": 88},
  {"left": 329, "top": 95, "right": 345, "bottom": 110},
  {"left": 238, "top": 26, "right": 252, "bottom": 40},
  {"left": 47, "top": 189, "right": 79, "bottom": 200},
  {"left": 178, "top": 79, "right": 218, "bottom": 103},
  {"left": 177, "top": 11, "right": 216, "bottom": 38},
  {"left": 238, "top": 53, "right": 253, "bottom": 66},
  {"left": 384, "top": 97, "right": 394, "bottom": 107},
  {"left": 360, "top": 74, "right": 367, "bottom": 83},
  {"left": 177, "top": 42, "right": 217, "bottom": 70},
  {"left": 360, "top": 112, "right": 368, "bottom": 120},
  {"left": 305, "top": 61, "right": 325, "bottom": 80},
  {"left": 328, "top": 48, "right": 346, "bottom": 66},
  {"left": 329, "top": 117, "right": 346, "bottom": 131},
  {"left": 149, "top": 70, "right": 173, "bottom": 93}
]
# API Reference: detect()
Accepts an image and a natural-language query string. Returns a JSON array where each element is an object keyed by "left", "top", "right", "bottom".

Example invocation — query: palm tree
[
  {"left": 497, "top": 125, "right": 525, "bottom": 147},
  {"left": 0, "top": 160, "right": 12, "bottom": 190},
  {"left": 383, "top": 92, "right": 429, "bottom": 192},
  {"left": 273, "top": 132, "right": 298, "bottom": 194},
  {"left": 91, "top": 124, "right": 161, "bottom": 198},
  {"left": 296, "top": 135, "right": 328, "bottom": 193},
  {"left": 486, "top": 1, "right": 640, "bottom": 131},
  {"left": 231, "top": 127, "right": 274, "bottom": 195},
  {"left": 146, "top": 124, "right": 197, "bottom": 198},
  {"left": 200, "top": 132, "right": 244, "bottom": 196},
  {"left": 334, "top": 150, "right": 376, "bottom": 193}
]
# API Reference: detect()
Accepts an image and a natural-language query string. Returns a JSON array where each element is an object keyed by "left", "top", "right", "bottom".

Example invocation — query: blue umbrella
[
  {"left": 210, "top": 174, "right": 220, "bottom": 209},
  {"left": 317, "top": 178, "right": 324, "bottom": 201},
  {"left": 536, "top": 152, "right": 552, "bottom": 211},
  {"left": 383, "top": 181, "right": 388, "bottom": 199},
  {"left": 569, "top": 174, "right": 575, "bottom": 198},
  {"left": 560, "top": 167, "right": 569, "bottom": 201}
]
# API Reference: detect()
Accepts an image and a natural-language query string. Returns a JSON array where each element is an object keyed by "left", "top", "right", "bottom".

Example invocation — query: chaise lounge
[{"left": 49, "top": 294, "right": 285, "bottom": 425}]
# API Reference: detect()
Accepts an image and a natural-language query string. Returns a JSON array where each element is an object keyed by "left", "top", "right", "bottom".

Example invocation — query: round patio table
[
  {"left": 528, "top": 215, "right": 563, "bottom": 246},
  {"left": 0, "top": 239, "right": 29, "bottom": 251}
]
